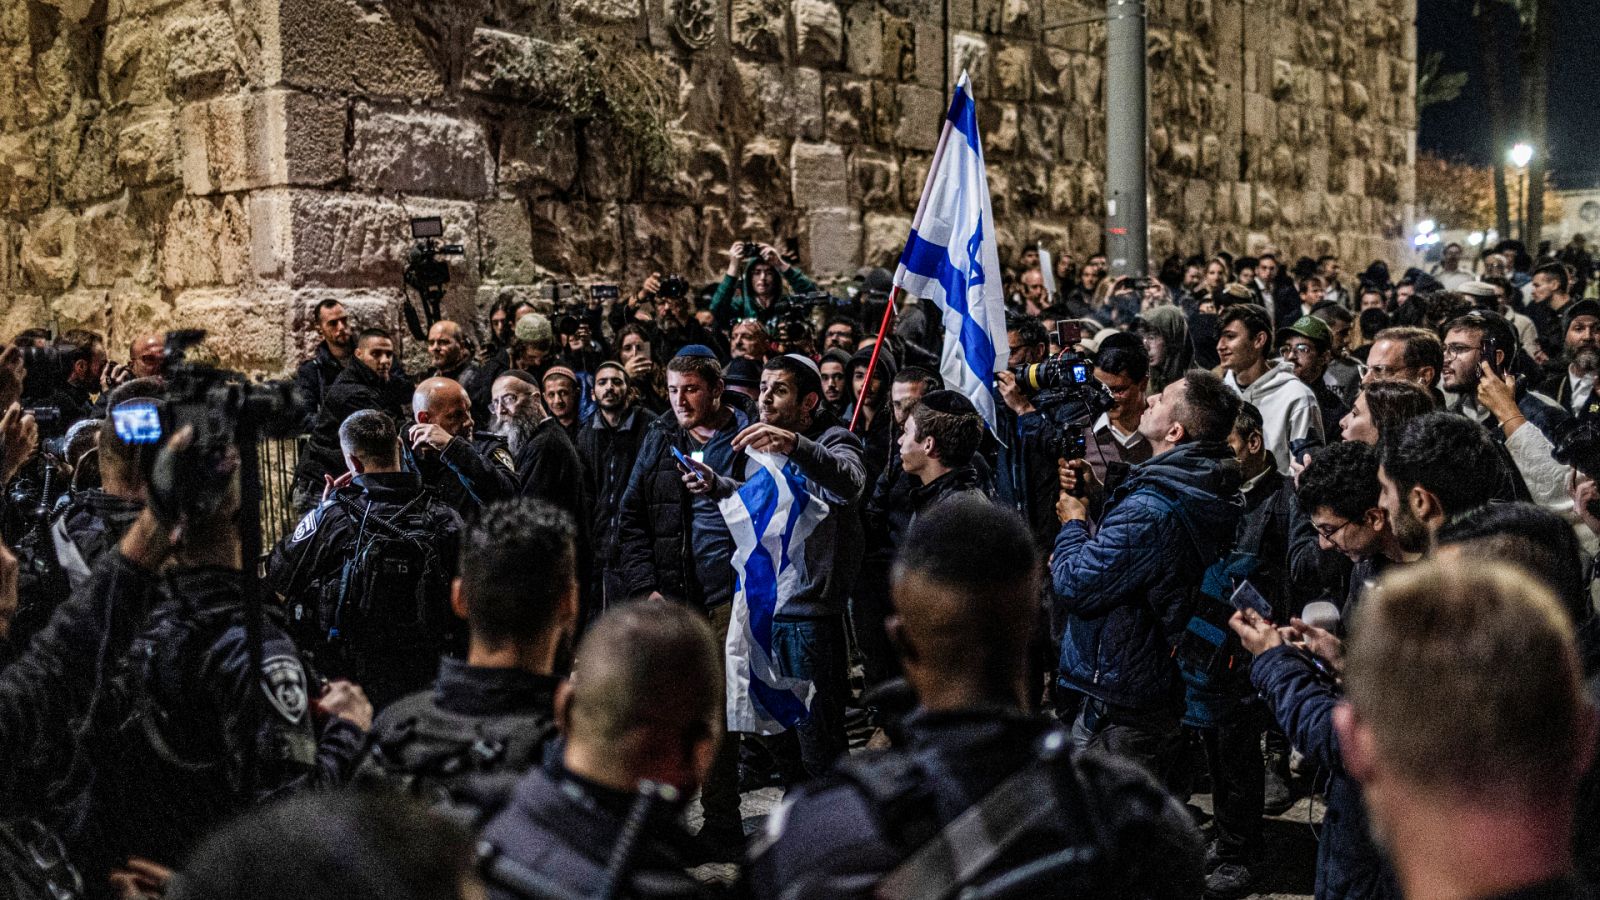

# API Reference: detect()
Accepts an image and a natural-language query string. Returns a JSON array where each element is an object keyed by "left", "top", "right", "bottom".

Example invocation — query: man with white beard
[
  {"left": 1550, "top": 299, "right": 1600, "bottom": 423},
  {"left": 489, "top": 371, "right": 592, "bottom": 619}
]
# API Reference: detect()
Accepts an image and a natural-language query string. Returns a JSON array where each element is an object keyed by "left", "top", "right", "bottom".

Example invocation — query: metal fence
[{"left": 258, "top": 435, "right": 302, "bottom": 550}]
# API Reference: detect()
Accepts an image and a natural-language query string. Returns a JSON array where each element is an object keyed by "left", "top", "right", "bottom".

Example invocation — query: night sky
[{"left": 1417, "top": 0, "right": 1600, "bottom": 189}]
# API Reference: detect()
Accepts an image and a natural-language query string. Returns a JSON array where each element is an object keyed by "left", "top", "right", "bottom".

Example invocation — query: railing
[{"left": 257, "top": 435, "right": 302, "bottom": 550}]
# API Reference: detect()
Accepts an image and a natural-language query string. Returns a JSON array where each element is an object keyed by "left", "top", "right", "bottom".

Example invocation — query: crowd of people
[{"left": 0, "top": 231, "right": 1599, "bottom": 900}]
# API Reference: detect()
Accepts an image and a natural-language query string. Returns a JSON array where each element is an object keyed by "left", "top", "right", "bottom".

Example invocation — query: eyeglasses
[
  {"left": 1314, "top": 518, "right": 1355, "bottom": 541},
  {"left": 1355, "top": 362, "right": 1407, "bottom": 379},
  {"left": 1280, "top": 343, "right": 1318, "bottom": 357},
  {"left": 1442, "top": 342, "right": 1482, "bottom": 359}
]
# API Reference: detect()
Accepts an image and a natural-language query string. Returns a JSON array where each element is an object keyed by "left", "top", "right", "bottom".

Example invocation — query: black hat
[
  {"left": 724, "top": 357, "right": 762, "bottom": 389},
  {"left": 917, "top": 389, "right": 978, "bottom": 417},
  {"left": 1566, "top": 299, "right": 1600, "bottom": 329}
]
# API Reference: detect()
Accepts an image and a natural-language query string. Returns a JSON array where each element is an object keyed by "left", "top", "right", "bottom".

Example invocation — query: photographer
[
  {"left": 1082, "top": 333, "right": 1153, "bottom": 486},
  {"left": 267, "top": 409, "right": 464, "bottom": 710},
  {"left": 993, "top": 312, "right": 1075, "bottom": 550},
  {"left": 709, "top": 240, "right": 820, "bottom": 331},
  {"left": 31, "top": 329, "right": 107, "bottom": 437},
  {"left": 64, "top": 426, "right": 372, "bottom": 890},
  {"left": 615, "top": 323, "right": 668, "bottom": 415},
  {"left": 406, "top": 377, "right": 518, "bottom": 521},
  {"left": 1051, "top": 370, "right": 1244, "bottom": 780}
]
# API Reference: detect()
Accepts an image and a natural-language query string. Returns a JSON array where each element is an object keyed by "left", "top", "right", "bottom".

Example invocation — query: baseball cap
[{"left": 1275, "top": 314, "right": 1332, "bottom": 352}]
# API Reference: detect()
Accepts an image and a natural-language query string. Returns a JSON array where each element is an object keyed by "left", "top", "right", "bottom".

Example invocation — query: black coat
[
  {"left": 295, "top": 359, "right": 411, "bottom": 487},
  {"left": 576, "top": 409, "right": 649, "bottom": 594},
  {"left": 403, "top": 432, "right": 519, "bottom": 522},
  {"left": 293, "top": 342, "right": 411, "bottom": 432}
]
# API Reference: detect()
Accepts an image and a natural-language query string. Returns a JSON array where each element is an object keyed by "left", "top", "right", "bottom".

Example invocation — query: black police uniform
[
  {"left": 357, "top": 658, "right": 560, "bottom": 809},
  {"left": 403, "top": 431, "right": 518, "bottom": 521},
  {"left": 749, "top": 708, "right": 1204, "bottom": 900},
  {"left": 68, "top": 566, "right": 366, "bottom": 888},
  {"left": 293, "top": 358, "right": 412, "bottom": 505},
  {"left": 478, "top": 760, "right": 719, "bottom": 900},
  {"left": 7, "top": 490, "right": 146, "bottom": 651},
  {"left": 267, "top": 472, "right": 464, "bottom": 710}
]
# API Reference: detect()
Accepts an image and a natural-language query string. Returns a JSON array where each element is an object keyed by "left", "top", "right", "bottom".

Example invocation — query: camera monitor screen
[
  {"left": 112, "top": 400, "right": 163, "bottom": 445},
  {"left": 410, "top": 216, "right": 444, "bottom": 239}
]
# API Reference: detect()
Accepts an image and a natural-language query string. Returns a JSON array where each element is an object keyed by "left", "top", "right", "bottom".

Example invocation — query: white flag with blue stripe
[
  {"left": 893, "top": 71, "right": 1008, "bottom": 433},
  {"left": 718, "top": 450, "right": 827, "bottom": 735}
]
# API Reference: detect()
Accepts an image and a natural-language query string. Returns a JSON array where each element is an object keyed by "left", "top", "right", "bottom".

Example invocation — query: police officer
[
  {"left": 477, "top": 601, "right": 723, "bottom": 900},
  {"left": 65, "top": 426, "right": 373, "bottom": 889},
  {"left": 406, "top": 376, "right": 518, "bottom": 520},
  {"left": 751, "top": 498, "right": 1204, "bottom": 899},
  {"left": 268, "top": 409, "right": 464, "bottom": 710},
  {"left": 358, "top": 497, "right": 577, "bottom": 801}
]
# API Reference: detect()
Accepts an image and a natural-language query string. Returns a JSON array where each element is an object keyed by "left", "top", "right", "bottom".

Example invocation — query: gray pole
[{"left": 1103, "top": 0, "right": 1148, "bottom": 278}]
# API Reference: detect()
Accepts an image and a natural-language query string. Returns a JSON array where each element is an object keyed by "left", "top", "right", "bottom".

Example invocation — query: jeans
[
  {"left": 701, "top": 602, "right": 743, "bottom": 831},
  {"left": 1069, "top": 694, "right": 1183, "bottom": 790},
  {"left": 770, "top": 615, "right": 850, "bottom": 779},
  {"left": 1201, "top": 702, "right": 1266, "bottom": 862}
]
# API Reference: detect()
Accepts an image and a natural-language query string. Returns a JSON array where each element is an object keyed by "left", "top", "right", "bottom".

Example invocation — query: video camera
[
  {"left": 136, "top": 330, "right": 306, "bottom": 522},
  {"left": 1013, "top": 323, "right": 1115, "bottom": 462},
  {"left": 401, "top": 216, "right": 465, "bottom": 341}
]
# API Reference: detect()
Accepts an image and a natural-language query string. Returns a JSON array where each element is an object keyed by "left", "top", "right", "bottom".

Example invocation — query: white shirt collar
[{"left": 1094, "top": 412, "right": 1143, "bottom": 448}]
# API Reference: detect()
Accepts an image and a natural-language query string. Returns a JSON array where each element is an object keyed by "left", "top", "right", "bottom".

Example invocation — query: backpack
[
  {"left": 322, "top": 493, "right": 453, "bottom": 678},
  {"left": 359, "top": 697, "right": 558, "bottom": 827},
  {"left": 809, "top": 729, "right": 1112, "bottom": 900}
]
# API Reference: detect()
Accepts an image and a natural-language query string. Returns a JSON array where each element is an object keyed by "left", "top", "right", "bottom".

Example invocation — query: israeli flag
[
  {"left": 718, "top": 450, "right": 827, "bottom": 735},
  {"left": 893, "top": 71, "right": 1008, "bottom": 433}
]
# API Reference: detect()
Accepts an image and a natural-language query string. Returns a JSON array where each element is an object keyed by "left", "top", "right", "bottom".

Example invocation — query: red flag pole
[{"left": 849, "top": 286, "right": 901, "bottom": 433}]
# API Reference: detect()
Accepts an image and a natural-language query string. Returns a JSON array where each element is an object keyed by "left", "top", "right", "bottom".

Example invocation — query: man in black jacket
[
  {"left": 426, "top": 320, "right": 496, "bottom": 427},
  {"left": 576, "top": 362, "right": 648, "bottom": 609},
  {"left": 292, "top": 300, "right": 409, "bottom": 431},
  {"left": 359, "top": 497, "right": 576, "bottom": 802},
  {"left": 294, "top": 328, "right": 410, "bottom": 513},
  {"left": 615, "top": 346, "right": 750, "bottom": 852},
  {"left": 477, "top": 601, "right": 722, "bottom": 900},
  {"left": 268, "top": 409, "right": 464, "bottom": 710},
  {"left": 405, "top": 377, "right": 518, "bottom": 521}
]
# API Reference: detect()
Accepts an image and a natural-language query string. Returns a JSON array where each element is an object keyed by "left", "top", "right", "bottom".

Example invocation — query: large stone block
[
  {"left": 462, "top": 29, "right": 576, "bottom": 102},
  {"left": 844, "top": 3, "right": 883, "bottom": 75},
  {"left": 166, "top": 10, "right": 242, "bottom": 98},
  {"left": 0, "top": 295, "right": 46, "bottom": 345},
  {"left": 579, "top": 120, "right": 639, "bottom": 200},
  {"left": 163, "top": 195, "right": 251, "bottom": 289},
  {"left": 825, "top": 76, "right": 872, "bottom": 144},
  {"left": 795, "top": 0, "right": 844, "bottom": 65},
  {"left": 477, "top": 199, "right": 537, "bottom": 284},
  {"left": 0, "top": 130, "right": 50, "bottom": 214},
  {"left": 862, "top": 212, "right": 910, "bottom": 266},
  {"left": 851, "top": 149, "right": 900, "bottom": 210},
  {"left": 50, "top": 289, "right": 111, "bottom": 334},
  {"left": 348, "top": 107, "right": 493, "bottom": 198},
  {"left": 528, "top": 200, "right": 623, "bottom": 277},
  {"left": 276, "top": 0, "right": 444, "bottom": 98},
  {"left": 21, "top": 208, "right": 77, "bottom": 292},
  {"left": 499, "top": 117, "right": 580, "bottom": 195},
  {"left": 571, "top": 0, "right": 641, "bottom": 23},
  {"left": 116, "top": 115, "right": 178, "bottom": 186},
  {"left": 181, "top": 90, "right": 346, "bottom": 194},
  {"left": 79, "top": 195, "right": 156, "bottom": 288},
  {"left": 792, "top": 141, "right": 849, "bottom": 209},
  {"left": 250, "top": 190, "right": 410, "bottom": 288},
  {"left": 895, "top": 85, "right": 944, "bottom": 151},
  {"left": 793, "top": 67, "right": 825, "bottom": 140},
  {"left": 802, "top": 208, "right": 862, "bottom": 277},
  {"left": 55, "top": 112, "right": 121, "bottom": 205},
  {"left": 619, "top": 204, "right": 703, "bottom": 284},
  {"left": 171, "top": 288, "right": 293, "bottom": 374},
  {"left": 106, "top": 283, "right": 173, "bottom": 353},
  {"left": 101, "top": 19, "right": 171, "bottom": 108}
]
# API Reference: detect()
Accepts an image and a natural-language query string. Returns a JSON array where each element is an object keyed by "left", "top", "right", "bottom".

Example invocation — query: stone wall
[{"left": 0, "top": 0, "right": 1415, "bottom": 373}]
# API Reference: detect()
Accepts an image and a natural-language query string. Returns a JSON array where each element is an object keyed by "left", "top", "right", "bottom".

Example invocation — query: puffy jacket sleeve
[
  {"left": 616, "top": 430, "right": 665, "bottom": 598},
  {"left": 783, "top": 267, "right": 819, "bottom": 294},
  {"left": 709, "top": 274, "right": 742, "bottom": 329},
  {"left": 1050, "top": 494, "right": 1177, "bottom": 619},
  {"left": 1250, "top": 644, "right": 1344, "bottom": 772}
]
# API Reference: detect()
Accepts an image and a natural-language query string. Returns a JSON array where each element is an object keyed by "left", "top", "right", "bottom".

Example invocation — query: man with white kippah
[{"left": 682, "top": 351, "right": 868, "bottom": 787}]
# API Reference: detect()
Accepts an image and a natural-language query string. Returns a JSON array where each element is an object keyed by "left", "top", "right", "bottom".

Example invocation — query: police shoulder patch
[
  {"left": 261, "top": 654, "right": 309, "bottom": 724},
  {"left": 492, "top": 447, "right": 516, "bottom": 472},
  {"left": 290, "top": 507, "right": 322, "bottom": 543}
]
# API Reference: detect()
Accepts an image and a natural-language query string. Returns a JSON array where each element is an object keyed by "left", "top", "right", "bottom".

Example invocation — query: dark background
[{"left": 1417, "top": 0, "right": 1599, "bottom": 189}]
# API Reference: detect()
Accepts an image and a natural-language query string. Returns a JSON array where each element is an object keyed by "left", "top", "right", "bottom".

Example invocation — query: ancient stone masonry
[{"left": 1, "top": 0, "right": 1415, "bottom": 373}]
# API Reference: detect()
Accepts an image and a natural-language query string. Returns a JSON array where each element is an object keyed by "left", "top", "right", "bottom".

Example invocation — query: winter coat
[
  {"left": 708, "top": 259, "right": 820, "bottom": 330},
  {"left": 1052, "top": 441, "right": 1244, "bottom": 710}
]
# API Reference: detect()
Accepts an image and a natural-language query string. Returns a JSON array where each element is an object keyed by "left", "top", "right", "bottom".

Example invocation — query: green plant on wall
[{"left": 522, "top": 36, "right": 678, "bottom": 183}]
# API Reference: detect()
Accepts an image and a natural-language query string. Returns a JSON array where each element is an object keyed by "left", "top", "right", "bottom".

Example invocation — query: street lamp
[{"left": 1509, "top": 142, "right": 1534, "bottom": 244}]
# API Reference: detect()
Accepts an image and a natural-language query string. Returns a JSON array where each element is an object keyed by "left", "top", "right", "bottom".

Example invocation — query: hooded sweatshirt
[
  {"left": 1224, "top": 360, "right": 1324, "bottom": 475},
  {"left": 708, "top": 257, "right": 819, "bottom": 329}
]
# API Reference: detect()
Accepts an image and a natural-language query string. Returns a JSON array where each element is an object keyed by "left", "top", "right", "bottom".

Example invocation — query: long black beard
[{"left": 490, "top": 412, "right": 541, "bottom": 458}]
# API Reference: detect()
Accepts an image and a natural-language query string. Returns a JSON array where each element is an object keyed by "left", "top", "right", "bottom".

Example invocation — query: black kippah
[{"left": 918, "top": 389, "right": 977, "bottom": 417}]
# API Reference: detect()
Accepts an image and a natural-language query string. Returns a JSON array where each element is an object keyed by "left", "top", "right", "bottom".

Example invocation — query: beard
[
  {"left": 489, "top": 409, "right": 542, "bottom": 458},
  {"left": 1567, "top": 345, "right": 1600, "bottom": 376},
  {"left": 1390, "top": 499, "right": 1431, "bottom": 554}
]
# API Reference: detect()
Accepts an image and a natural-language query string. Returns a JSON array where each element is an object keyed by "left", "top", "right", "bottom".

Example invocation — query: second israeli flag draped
[
  {"left": 718, "top": 450, "right": 827, "bottom": 735},
  {"left": 892, "top": 71, "right": 1008, "bottom": 433}
]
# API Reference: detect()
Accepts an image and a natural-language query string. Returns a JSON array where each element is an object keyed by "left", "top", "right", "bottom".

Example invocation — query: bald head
[
  {"left": 427, "top": 320, "right": 470, "bottom": 372},
  {"left": 890, "top": 497, "right": 1041, "bottom": 709},
  {"left": 129, "top": 333, "right": 165, "bottom": 379},
  {"left": 561, "top": 601, "right": 720, "bottom": 793},
  {"left": 413, "top": 377, "right": 472, "bottom": 436}
]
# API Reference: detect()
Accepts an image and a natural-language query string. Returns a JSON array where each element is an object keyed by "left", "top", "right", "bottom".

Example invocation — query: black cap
[
  {"left": 1567, "top": 299, "right": 1600, "bottom": 329},
  {"left": 724, "top": 357, "right": 762, "bottom": 389},
  {"left": 918, "top": 389, "right": 978, "bottom": 417}
]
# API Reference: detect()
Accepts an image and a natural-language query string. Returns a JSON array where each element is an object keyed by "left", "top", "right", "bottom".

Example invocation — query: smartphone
[
  {"left": 112, "top": 400, "right": 163, "bottom": 445},
  {"left": 670, "top": 446, "right": 707, "bottom": 484},
  {"left": 1229, "top": 580, "right": 1273, "bottom": 620}
]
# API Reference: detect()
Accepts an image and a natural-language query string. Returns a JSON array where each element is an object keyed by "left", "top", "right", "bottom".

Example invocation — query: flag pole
[{"left": 849, "top": 287, "right": 900, "bottom": 433}]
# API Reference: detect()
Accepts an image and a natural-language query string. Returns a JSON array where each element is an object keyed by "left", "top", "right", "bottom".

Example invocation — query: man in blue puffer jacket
[{"left": 1051, "top": 369, "right": 1245, "bottom": 780}]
